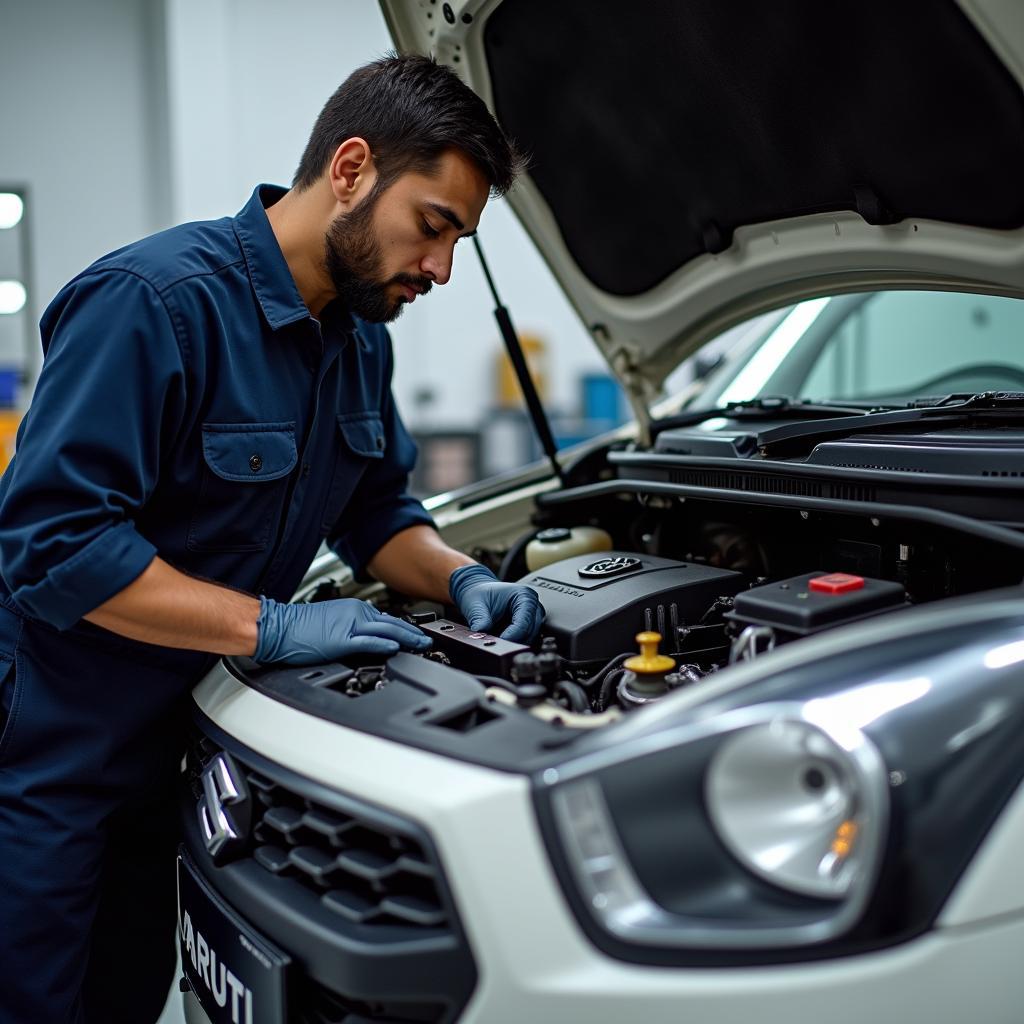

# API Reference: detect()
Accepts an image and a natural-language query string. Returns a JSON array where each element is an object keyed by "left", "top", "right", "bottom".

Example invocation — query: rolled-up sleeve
[
  {"left": 326, "top": 338, "right": 434, "bottom": 578},
  {"left": 0, "top": 270, "right": 186, "bottom": 628}
]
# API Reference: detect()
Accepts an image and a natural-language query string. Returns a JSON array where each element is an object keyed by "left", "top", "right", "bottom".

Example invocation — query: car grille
[
  {"left": 187, "top": 735, "right": 449, "bottom": 933},
  {"left": 247, "top": 766, "right": 448, "bottom": 930}
]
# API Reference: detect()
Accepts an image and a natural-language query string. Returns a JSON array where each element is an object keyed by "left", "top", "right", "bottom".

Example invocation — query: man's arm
[
  {"left": 83, "top": 556, "right": 260, "bottom": 655},
  {"left": 366, "top": 524, "right": 474, "bottom": 603},
  {"left": 83, "top": 555, "right": 431, "bottom": 664},
  {"left": 367, "top": 524, "right": 544, "bottom": 642}
]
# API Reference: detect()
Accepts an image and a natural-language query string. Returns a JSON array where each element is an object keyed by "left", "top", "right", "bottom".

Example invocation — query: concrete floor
[{"left": 156, "top": 952, "right": 186, "bottom": 1024}]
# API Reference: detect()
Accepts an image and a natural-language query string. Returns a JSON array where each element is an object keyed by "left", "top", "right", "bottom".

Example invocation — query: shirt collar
[{"left": 232, "top": 184, "right": 312, "bottom": 331}]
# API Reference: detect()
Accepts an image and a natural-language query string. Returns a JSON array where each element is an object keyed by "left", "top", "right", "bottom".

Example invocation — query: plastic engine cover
[{"left": 518, "top": 552, "right": 743, "bottom": 662}]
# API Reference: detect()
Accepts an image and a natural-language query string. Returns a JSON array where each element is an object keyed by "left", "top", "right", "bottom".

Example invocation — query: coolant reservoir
[{"left": 525, "top": 526, "right": 613, "bottom": 571}]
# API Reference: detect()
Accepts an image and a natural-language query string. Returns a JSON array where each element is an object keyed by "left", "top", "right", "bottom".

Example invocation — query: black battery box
[{"left": 728, "top": 571, "right": 906, "bottom": 637}]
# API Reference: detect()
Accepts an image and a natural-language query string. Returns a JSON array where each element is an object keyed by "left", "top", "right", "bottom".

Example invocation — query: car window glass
[
  {"left": 799, "top": 291, "right": 1024, "bottom": 402},
  {"left": 692, "top": 291, "right": 1024, "bottom": 408}
]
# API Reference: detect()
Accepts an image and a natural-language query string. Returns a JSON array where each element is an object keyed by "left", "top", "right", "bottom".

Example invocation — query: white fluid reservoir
[{"left": 525, "top": 526, "right": 613, "bottom": 571}]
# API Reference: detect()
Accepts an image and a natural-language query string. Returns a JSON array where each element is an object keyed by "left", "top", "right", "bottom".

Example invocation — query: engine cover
[{"left": 519, "top": 552, "right": 744, "bottom": 662}]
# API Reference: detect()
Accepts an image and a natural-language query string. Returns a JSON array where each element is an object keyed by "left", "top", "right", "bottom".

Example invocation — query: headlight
[
  {"left": 543, "top": 703, "right": 889, "bottom": 955},
  {"left": 705, "top": 718, "right": 882, "bottom": 900},
  {"left": 537, "top": 607, "right": 1024, "bottom": 966}
]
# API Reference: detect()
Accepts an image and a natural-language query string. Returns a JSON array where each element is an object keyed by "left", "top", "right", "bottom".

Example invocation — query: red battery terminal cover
[{"left": 808, "top": 573, "right": 866, "bottom": 595}]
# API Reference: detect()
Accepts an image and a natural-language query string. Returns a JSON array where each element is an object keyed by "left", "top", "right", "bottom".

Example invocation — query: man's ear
[{"left": 328, "top": 138, "right": 377, "bottom": 210}]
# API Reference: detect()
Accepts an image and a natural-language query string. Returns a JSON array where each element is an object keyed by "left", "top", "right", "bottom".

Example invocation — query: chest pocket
[
  {"left": 319, "top": 411, "right": 386, "bottom": 532},
  {"left": 187, "top": 422, "right": 297, "bottom": 552}
]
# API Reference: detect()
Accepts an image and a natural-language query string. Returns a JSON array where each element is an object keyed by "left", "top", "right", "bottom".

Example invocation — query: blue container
[
  {"left": 0, "top": 368, "right": 20, "bottom": 407},
  {"left": 581, "top": 372, "right": 625, "bottom": 424}
]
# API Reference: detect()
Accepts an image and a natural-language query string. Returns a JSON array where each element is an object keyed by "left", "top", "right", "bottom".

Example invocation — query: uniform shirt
[{"left": 0, "top": 184, "right": 434, "bottom": 634}]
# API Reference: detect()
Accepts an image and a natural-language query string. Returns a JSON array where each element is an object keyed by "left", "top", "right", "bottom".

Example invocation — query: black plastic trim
[
  {"left": 623, "top": 447, "right": 1024, "bottom": 492},
  {"left": 222, "top": 650, "right": 585, "bottom": 775},
  {"left": 538, "top": 476, "right": 1024, "bottom": 552}
]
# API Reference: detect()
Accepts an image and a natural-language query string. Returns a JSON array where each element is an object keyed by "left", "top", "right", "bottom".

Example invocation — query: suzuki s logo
[
  {"left": 579, "top": 556, "right": 641, "bottom": 579},
  {"left": 197, "top": 752, "right": 251, "bottom": 864}
]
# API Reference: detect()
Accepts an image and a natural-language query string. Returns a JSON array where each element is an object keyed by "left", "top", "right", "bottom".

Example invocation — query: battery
[{"left": 727, "top": 572, "right": 906, "bottom": 637}]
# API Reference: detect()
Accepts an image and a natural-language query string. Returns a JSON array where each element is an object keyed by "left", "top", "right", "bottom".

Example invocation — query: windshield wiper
[
  {"left": 650, "top": 396, "right": 871, "bottom": 439},
  {"left": 757, "top": 391, "right": 1024, "bottom": 457}
]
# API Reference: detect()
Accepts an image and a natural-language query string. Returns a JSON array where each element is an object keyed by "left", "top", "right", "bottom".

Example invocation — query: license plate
[{"left": 177, "top": 852, "right": 289, "bottom": 1024}]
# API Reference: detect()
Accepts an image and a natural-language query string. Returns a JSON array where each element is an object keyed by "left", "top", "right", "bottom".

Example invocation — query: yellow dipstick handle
[{"left": 624, "top": 631, "right": 676, "bottom": 675}]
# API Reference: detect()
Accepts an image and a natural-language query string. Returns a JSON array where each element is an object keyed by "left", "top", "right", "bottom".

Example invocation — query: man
[{"left": 0, "top": 54, "right": 541, "bottom": 1023}]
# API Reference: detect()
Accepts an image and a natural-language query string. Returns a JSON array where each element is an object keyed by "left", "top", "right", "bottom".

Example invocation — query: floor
[{"left": 156, "top": 951, "right": 187, "bottom": 1024}]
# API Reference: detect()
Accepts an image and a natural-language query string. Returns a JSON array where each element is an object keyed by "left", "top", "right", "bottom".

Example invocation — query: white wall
[{"left": 0, "top": 0, "right": 170, "bottom": 383}]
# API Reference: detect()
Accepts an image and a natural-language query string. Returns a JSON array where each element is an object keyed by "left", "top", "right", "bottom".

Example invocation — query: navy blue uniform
[{"left": 0, "top": 186, "right": 433, "bottom": 1022}]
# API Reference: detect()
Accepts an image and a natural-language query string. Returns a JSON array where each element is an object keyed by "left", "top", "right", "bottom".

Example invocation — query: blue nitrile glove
[
  {"left": 449, "top": 564, "right": 544, "bottom": 643},
  {"left": 254, "top": 596, "right": 432, "bottom": 665}
]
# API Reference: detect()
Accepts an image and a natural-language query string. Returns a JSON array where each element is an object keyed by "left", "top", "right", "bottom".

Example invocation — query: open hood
[{"left": 380, "top": 0, "right": 1024, "bottom": 425}]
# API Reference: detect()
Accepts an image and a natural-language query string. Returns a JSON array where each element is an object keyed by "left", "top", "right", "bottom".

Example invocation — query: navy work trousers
[{"left": 0, "top": 598, "right": 213, "bottom": 1023}]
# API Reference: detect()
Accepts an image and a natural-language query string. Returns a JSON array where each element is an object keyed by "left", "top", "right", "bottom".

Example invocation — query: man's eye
[{"left": 422, "top": 220, "right": 441, "bottom": 239}]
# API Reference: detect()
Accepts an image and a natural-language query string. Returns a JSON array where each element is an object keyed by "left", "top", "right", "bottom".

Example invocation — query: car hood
[{"left": 380, "top": 0, "right": 1024, "bottom": 420}]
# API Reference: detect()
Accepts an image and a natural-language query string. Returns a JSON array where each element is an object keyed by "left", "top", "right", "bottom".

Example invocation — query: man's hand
[
  {"left": 254, "top": 596, "right": 431, "bottom": 665},
  {"left": 449, "top": 564, "right": 544, "bottom": 643}
]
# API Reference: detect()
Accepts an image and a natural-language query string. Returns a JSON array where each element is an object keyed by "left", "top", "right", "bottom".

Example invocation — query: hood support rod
[{"left": 473, "top": 236, "right": 565, "bottom": 486}]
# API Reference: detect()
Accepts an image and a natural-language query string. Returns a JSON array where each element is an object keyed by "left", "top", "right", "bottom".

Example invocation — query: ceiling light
[
  {"left": 0, "top": 194, "right": 24, "bottom": 230},
  {"left": 0, "top": 281, "right": 27, "bottom": 315}
]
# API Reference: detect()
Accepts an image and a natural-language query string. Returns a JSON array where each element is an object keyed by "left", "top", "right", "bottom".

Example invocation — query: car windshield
[{"left": 693, "top": 290, "right": 1024, "bottom": 408}]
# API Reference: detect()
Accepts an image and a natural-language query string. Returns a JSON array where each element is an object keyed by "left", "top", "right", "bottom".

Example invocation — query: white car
[{"left": 179, "top": 2, "right": 1024, "bottom": 1022}]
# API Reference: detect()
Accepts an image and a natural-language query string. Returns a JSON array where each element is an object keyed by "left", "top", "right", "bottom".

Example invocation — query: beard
[{"left": 324, "top": 189, "right": 432, "bottom": 324}]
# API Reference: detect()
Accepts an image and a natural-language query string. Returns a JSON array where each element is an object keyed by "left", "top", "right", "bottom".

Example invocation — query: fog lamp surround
[
  {"left": 548, "top": 702, "right": 888, "bottom": 951},
  {"left": 705, "top": 718, "right": 878, "bottom": 899}
]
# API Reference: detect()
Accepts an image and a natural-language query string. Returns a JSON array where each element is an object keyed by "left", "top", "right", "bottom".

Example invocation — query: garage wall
[{"left": 0, "top": 0, "right": 171, "bottom": 379}]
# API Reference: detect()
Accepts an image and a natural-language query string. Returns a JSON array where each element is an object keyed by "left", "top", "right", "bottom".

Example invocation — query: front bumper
[{"left": 185, "top": 664, "right": 1024, "bottom": 1024}]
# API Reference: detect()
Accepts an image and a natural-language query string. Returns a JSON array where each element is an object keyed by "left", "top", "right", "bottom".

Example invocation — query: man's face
[{"left": 325, "top": 148, "right": 489, "bottom": 323}]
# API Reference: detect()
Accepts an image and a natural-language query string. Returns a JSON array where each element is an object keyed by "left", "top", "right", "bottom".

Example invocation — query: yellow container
[
  {"left": 0, "top": 411, "right": 21, "bottom": 472},
  {"left": 496, "top": 332, "right": 548, "bottom": 407}
]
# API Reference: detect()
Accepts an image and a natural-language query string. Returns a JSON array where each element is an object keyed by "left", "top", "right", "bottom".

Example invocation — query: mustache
[{"left": 390, "top": 273, "right": 433, "bottom": 296}]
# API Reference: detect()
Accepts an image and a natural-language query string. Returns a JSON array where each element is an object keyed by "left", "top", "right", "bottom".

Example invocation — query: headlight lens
[
  {"left": 705, "top": 718, "right": 876, "bottom": 899},
  {"left": 546, "top": 703, "right": 889, "bottom": 952}
]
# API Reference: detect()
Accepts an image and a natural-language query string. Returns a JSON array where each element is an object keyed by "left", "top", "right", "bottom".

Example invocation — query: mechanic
[{"left": 0, "top": 54, "right": 540, "bottom": 1024}]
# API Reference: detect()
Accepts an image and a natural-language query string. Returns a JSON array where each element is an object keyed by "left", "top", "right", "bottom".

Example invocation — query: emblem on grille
[
  {"left": 579, "top": 556, "right": 642, "bottom": 578},
  {"left": 197, "top": 752, "right": 251, "bottom": 864}
]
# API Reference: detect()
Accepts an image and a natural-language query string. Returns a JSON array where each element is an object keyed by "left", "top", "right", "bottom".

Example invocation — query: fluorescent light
[
  {"left": 0, "top": 281, "right": 27, "bottom": 315},
  {"left": 718, "top": 297, "right": 830, "bottom": 404},
  {"left": 0, "top": 194, "right": 23, "bottom": 230},
  {"left": 984, "top": 640, "right": 1024, "bottom": 670},
  {"left": 805, "top": 677, "right": 932, "bottom": 734}
]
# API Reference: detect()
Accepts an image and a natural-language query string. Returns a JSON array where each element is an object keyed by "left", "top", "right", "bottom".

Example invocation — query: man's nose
[{"left": 421, "top": 246, "right": 453, "bottom": 286}]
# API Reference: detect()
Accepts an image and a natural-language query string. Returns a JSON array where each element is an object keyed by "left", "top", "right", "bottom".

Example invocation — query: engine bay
[
  {"left": 283, "top": 439, "right": 1024, "bottom": 729},
  {"left": 231, "top": 403, "right": 1024, "bottom": 745}
]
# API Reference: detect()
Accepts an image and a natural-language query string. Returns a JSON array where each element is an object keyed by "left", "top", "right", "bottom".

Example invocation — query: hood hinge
[{"left": 608, "top": 343, "right": 654, "bottom": 447}]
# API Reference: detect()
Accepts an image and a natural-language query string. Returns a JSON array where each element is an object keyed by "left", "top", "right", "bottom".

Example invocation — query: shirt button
[
  {"left": 375, "top": 436, "right": 385, "bottom": 450},
  {"left": 302, "top": 463, "right": 311, "bottom": 478},
  {"left": 249, "top": 453, "right": 263, "bottom": 473}
]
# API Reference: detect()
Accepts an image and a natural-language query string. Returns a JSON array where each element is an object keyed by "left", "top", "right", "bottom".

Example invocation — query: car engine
[
  {"left": 300, "top": 540, "right": 922, "bottom": 730},
  {"left": 367, "top": 541, "right": 908, "bottom": 722},
  {"left": 286, "top": 411, "right": 1024, "bottom": 730}
]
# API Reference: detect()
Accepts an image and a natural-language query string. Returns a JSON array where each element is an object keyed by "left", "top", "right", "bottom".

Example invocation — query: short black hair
[{"left": 293, "top": 53, "right": 524, "bottom": 197}]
